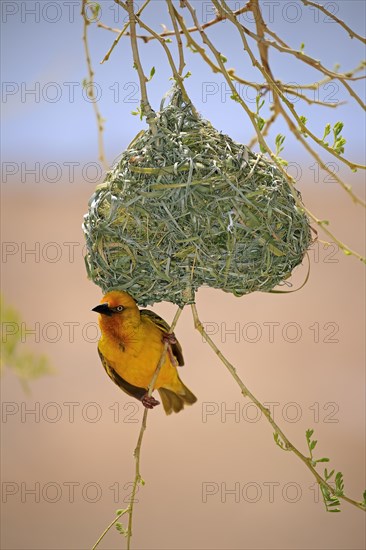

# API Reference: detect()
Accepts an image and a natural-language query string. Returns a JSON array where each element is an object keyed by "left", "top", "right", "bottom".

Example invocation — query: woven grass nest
[{"left": 83, "top": 88, "right": 312, "bottom": 307}]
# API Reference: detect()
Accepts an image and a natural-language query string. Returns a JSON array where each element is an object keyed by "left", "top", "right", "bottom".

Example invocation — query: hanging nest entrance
[{"left": 83, "top": 88, "right": 312, "bottom": 307}]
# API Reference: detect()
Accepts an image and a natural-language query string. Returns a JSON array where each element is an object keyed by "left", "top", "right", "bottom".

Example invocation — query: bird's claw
[
  {"left": 141, "top": 394, "right": 160, "bottom": 409},
  {"left": 162, "top": 332, "right": 177, "bottom": 345},
  {"left": 162, "top": 333, "right": 181, "bottom": 367}
]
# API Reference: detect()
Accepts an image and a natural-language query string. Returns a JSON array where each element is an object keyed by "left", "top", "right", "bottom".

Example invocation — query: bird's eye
[{"left": 116, "top": 305, "right": 124, "bottom": 312}]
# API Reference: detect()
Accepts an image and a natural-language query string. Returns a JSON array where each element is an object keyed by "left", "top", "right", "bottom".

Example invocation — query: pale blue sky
[{"left": 1, "top": 0, "right": 365, "bottom": 168}]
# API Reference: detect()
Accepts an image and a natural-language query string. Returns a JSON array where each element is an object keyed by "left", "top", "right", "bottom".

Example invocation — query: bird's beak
[{"left": 92, "top": 303, "right": 113, "bottom": 316}]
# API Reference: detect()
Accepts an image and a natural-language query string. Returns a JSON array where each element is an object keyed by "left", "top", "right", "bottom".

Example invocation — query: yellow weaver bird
[{"left": 92, "top": 290, "right": 197, "bottom": 414}]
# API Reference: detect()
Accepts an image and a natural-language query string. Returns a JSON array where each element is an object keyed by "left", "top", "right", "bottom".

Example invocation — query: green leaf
[
  {"left": 322, "top": 123, "right": 331, "bottom": 141},
  {"left": 306, "top": 429, "right": 314, "bottom": 441},
  {"left": 273, "top": 432, "right": 288, "bottom": 450},
  {"left": 255, "top": 95, "right": 265, "bottom": 114},
  {"left": 115, "top": 522, "right": 127, "bottom": 535},
  {"left": 330, "top": 122, "right": 346, "bottom": 154},
  {"left": 257, "top": 116, "right": 265, "bottom": 132},
  {"left": 148, "top": 67, "right": 156, "bottom": 81},
  {"left": 88, "top": 2, "right": 100, "bottom": 20},
  {"left": 275, "top": 134, "right": 285, "bottom": 155},
  {"left": 0, "top": 296, "right": 53, "bottom": 388},
  {"left": 335, "top": 472, "right": 344, "bottom": 495},
  {"left": 324, "top": 468, "right": 335, "bottom": 480},
  {"left": 260, "top": 144, "right": 267, "bottom": 154},
  {"left": 333, "top": 121, "right": 344, "bottom": 136},
  {"left": 131, "top": 107, "right": 143, "bottom": 120},
  {"left": 334, "top": 137, "right": 346, "bottom": 154},
  {"left": 316, "top": 457, "right": 330, "bottom": 463},
  {"left": 310, "top": 440, "right": 317, "bottom": 450},
  {"left": 298, "top": 116, "right": 308, "bottom": 137}
]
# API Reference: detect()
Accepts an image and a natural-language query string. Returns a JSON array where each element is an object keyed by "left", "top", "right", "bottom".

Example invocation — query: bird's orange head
[{"left": 92, "top": 290, "right": 140, "bottom": 334}]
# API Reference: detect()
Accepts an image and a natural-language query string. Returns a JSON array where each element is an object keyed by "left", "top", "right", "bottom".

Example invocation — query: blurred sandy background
[{"left": 1, "top": 1, "right": 365, "bottom": 549}]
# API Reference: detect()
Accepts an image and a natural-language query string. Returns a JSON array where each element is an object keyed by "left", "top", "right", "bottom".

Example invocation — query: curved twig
[
  {"left": 301, "top": 0, "right": 366, "bottom": 44},
  {"left": 101, "top": 0, "right": 151, "bottom": 63},
  {"left": 81, "top": 0, "right": 108, "bottom": 170},
  {"left": 91, "top": 306, "right": 183, "bottom": 550},
  {"left": 124, "top": 0, "right": 157, "bottom": 132},
  {"left": 182, "top": 0, "right": 366, "bottom": 261},
  {"left": 191, "top": 303, "right": 366, "bottom": 512}
]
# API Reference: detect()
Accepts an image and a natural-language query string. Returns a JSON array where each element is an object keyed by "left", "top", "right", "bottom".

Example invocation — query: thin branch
[
  {"left": 98, "top": 19, "right": 272, "bottom": 92},
  {"left": 97, "top": 13, "right": 358, "bottom": 110},
  {"left": 298, "top": 208, "right": 366, "bottom": 263},
  {"left": 217, "top": 0, "right": 366, "bottom": 202},
  {"left": 126, "top": 305, "right": 182, "bottom": 549},
  {"left": 288, "top": 61, "right": 366, "bottom": 89},
  {"left": 97, "top": 21, "right": 123, "bottom": 34},
  {"left": 117, "top": 0, "right": 192, "bottom": 106},
  {"left": 239, "top": 18, "right": 366, "bottom": 237},
  {"left": 103, "top": 3, "right": 251, "bottom": 43},
  {"left": 249, "top": 88, "right": 346, "bottom": 151},
  {"left": 240, "top": 19, "right": 365, "bottom": 83},
  {"left": 236, "top": 17, "right": 366, "bottom": 110},
  {"left": 181, "top": 1, "right": 262, "bottom": 145},
  {"left": 245, "top": 0, "right": 366, "bottom": 188},
  {"left": 81, "top": 0, "right": 108, "bottom": 170},
  {"left": 172, "top": 5, "right": 227, "bottom": 75},
  {"left": 126, "top": 407, "right": 148, "bottom": 550},
  {"left": 91, "top": 509, "right": 128, "bottom": 550},
  {"left": 283, "top": 89, "right": 346, "bottom": 107},
  {"left": 246, "top": 0, "right": 281, "bottom": 156},
  {"left": 101, "top": 0, "right": 151, "bottom": 63},
  {"left": 301, "top": 0, "right": 366, "bottom": 44},
  {"left": 182, "top": 0, "right": 365, "bottom": 261},
  {"left": 167, "top": 0, "right": 185, "bottom": 76},
  {"left": 191, "top": 303, "right": 366, "bottom": 512},
  {"left": 92, "top": 306, "right": 183, "bottom": 550},
  {"left": 120, "top": 0, "right": 157, "bottom": 132}
]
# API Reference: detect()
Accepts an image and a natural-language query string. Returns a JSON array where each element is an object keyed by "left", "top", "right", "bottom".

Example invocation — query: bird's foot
[
  {"left": 162, "top": 333, "right": 181, "bottom": 367},
  {"left": 141, "top": 394, "right": 160, "bottom": 409},
  {"left": 162, "top": 332, "right": 177, "bottom": 345}
]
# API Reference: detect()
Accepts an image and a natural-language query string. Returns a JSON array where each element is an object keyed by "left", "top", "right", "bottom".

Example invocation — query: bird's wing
[
  {"left": 98, "top": 348, "right": 147, "bottom": 400},
  {"left": 140, "top": 309, "right": 184, "bottom": 366}
]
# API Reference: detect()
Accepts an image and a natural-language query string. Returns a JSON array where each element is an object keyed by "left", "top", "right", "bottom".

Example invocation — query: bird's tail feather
[{"left": 158, "top": 381, "right": 197, "bottom": 415}]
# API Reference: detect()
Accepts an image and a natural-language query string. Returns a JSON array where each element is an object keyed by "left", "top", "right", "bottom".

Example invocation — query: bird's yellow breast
[{"left": 98, "top": 316, "right": 180, "bottom": 391}]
